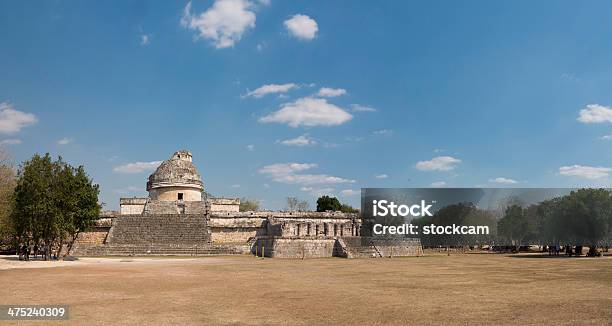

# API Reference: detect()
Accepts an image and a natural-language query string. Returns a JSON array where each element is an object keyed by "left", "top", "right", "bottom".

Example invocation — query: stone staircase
[
  {"left": 70, "top": 214, "right": 227, "bottom": 256},
  {"left": 339, "top": 237, "right": 383, "bottom": 258},
  {"left": 370, "top": 237, "right": 423, "bottom": 257},
  {"left": 106, "top": 215, "right": 211, "bottom": 245}
]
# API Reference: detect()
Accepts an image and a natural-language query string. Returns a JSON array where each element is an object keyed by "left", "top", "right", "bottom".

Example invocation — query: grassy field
[{"left": 1, "top": 253, "right": 611, "bottom": 325}]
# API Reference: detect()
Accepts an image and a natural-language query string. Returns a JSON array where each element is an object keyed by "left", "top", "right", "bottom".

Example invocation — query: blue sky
[{"left": 2, "top": 1, "right": 612, "bottom": 210}]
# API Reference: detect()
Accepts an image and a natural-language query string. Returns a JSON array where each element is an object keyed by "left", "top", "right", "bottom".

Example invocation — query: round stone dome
[{"left": 146, "top": 150, "right": 204, "bottom": 202}]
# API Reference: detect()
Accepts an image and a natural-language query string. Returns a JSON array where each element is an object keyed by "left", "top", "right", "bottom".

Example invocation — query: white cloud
[
  {"left": 430, "top": 181, "right": 447, "bottom": 188},
  {"left": 274, "top": 174, "right": 354, "bottom": 185},
  {"left": 284, "top": 14, "right": 318, "bottom": 40},
  {"left": 340, "top": 189, "right": 359, "bottom": 196},
  {"left": 316, "top": 87, "right": 346, "bottom": 98},
  {"left": 577, "top": 104, "right": 612, "bottom": 124},
  {"left": 561, "top": 72, "right": 579, "bottom": 82},
  {"left": 373, "top": 129, "right": 392, "bottom": 135},
  {"left": 0, "top": 139, "right": 21, "bottom": 146},
  {"left": 0, "top": 102, "right": 38, "bottom": 134},
  {"left": 113, "top": 161, "right": 163, "bottom": 174},
  {"left": 181, "top": 0, "right": 256, "bottom": 49},
  {"left": 259, "top": 97, "right": 352, "bottom": 127},
  {"left": 375, "top": 174, "right": 388, "bottom": 179},
  {"left": 415, "top": 156, "right": 461, "bottom": 172},
  {"left": 57, "top": 137, "right": 73, "bottom": 145},
  {"left": 244, "top": 83, "right": 297, "bottom": 98},
  {"left": 350, "top": 104, "right": 376, "bottom": 112},
  {"left": 559, "top": 165, "right": 612, "bottom": 179},
  {"left": 259, "top": 163, "right": 316, "bottom": 175},
  {"left": 600, "top": 135, "right": 612, "bottom": 140},
  {"left": 140, "top": 34, "right": 150, "bottom": 46},
  {"left": 278, "top": 134, "right": 316, "bottom": 146},
  {"left": 489, "top": 177, "right": 518, "bottom": 184},
  {"left": 230, "top": 184, "right": 241, "bottom": 188},
  {"left": 301, "top": 186, "right": 334, "bottom": 197},
  {"left": 246, "top": 144, "right": 255, "bottom": 151},
  {"left": 259, "top": 162, "right": 354, "bottom": 185}
]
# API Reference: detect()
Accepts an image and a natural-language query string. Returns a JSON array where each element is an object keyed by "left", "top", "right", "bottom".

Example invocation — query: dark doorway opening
[{"left": 178, "top": 193, "right": 184, "bottom": 201}]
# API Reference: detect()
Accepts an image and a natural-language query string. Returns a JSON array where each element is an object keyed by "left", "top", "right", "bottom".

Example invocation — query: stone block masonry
[
  {"left": 106, "top": 215, "right": 211, "bottom": 245},
  {"left": 255, "top": 237, "right": 337, "bottom": 258}
]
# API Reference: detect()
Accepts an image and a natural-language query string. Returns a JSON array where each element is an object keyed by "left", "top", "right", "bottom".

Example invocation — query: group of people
[
  {"left": 17, "top": 243, "right": 57, "bottom": 261},
  {"left": 546, "top": 244, "right": 580, "bottom": 256},
  {"left": 546, "top": 244, "right": 605, "bottom": 257},
  {"left": 547, "top": 244, "right": 561, "bottom": 256}
]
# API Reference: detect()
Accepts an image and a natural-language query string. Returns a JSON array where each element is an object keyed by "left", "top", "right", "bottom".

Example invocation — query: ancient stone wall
[
  {"left": 149, "top": 186, "right": 202, "bottom": 202},
  {"left": 120, "top": 198, "right": 147, "bottom": 215},
  {"left": 208, "top": 211, "right": 360, "bottom": 245},
  {"left": 142, "top": 200, "right": 207, "bottom": 215},
  {"left": 208, "top": 215, "right": 264, "bottom": 244},
  {"left": 255, "top": 237, "right": 337, "bottom": 258},
  {"left": 268, "top": 218, "right": 358, "bottom": 237},
  {"left": 210, "top": 228, "right": 258, "bottom": 243},
  {"left": 208, "top": 198, "right": 240, "bottom": 212},
  {"left": 73, "top": 227, "right": 109, "bottom": 246}
]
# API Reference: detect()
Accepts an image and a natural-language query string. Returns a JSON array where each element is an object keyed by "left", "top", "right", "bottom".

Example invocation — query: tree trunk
[
  {"left": 45, "top": 239, "right": 51, "bottom": 261},
  {"left": 65, "top": 233, "right": 78, "bottom": 258},
  {"left": 57, "top": 236, "right": 64, "bottom": 261}
]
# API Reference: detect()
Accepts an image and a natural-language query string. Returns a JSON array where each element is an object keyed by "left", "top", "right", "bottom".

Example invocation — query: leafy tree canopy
[
  {"left": 11, "top": 154, "right": 100, "bottom": 259},
  {"left": 316, "top": 195, "right": 341, "bottom": 212}
]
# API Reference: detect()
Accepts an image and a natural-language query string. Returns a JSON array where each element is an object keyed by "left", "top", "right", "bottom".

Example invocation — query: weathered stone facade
[
  {"left": 119, "top": 198, "right": 146, "bottom": 215},
  {"left": 209, "top": 198, "right": 240, "bottom": 212},
  {"left": 71, "top": 150, "right": 422, "bottom": 258},
  {"left": 146, "top": 150, "right": 204, "bottom": 202}
]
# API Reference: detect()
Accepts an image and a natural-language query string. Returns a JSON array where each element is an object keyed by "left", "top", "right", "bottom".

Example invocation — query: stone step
[
  {"left": 71, "top": 244, "right": 246, "bottom": 256},
  {"left": 106, "top": 215, "right": 211, "bottom": 245},
  {"left": 339, "top": 236, "right": 382, "bottom": 258}
]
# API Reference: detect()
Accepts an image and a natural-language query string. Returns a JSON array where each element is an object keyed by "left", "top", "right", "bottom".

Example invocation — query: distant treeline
[{"left": 368, "top": 188, "right": 612, "bottom": 249}]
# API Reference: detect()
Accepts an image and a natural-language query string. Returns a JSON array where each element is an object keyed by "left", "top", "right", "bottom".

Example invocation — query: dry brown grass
[{"left": 1, "top": 253, "right": 611, "bottom": 325}]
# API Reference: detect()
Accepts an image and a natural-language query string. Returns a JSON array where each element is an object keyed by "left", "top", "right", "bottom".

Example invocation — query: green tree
[
  {"left": 0, "top": 148, "right": 16, "bottom": 245},
  {"left": 414, "top": 202, "right": 486, "bottom": 248},
  {"left": 498, "top": 205, "right": 530, "bottom": 249},
  {"left": 547, "top": 189, "right": 612, "bottom": 251},
  {"left": 12, "top": 154, "right": 100, "bottom": 260},
  {"left": 316, "top": 195, "right": 341, "bottom": 212},
  {"left": 239, "top": 198, "right": 260, "bottom": 212},
  {"left": 339, "top": 203, "right": 359, "bottom": 213}
]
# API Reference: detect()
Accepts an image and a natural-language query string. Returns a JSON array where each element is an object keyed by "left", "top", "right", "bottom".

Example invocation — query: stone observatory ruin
[{"left": 71, "top": 150, "right": 422, "bottom": 258}]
